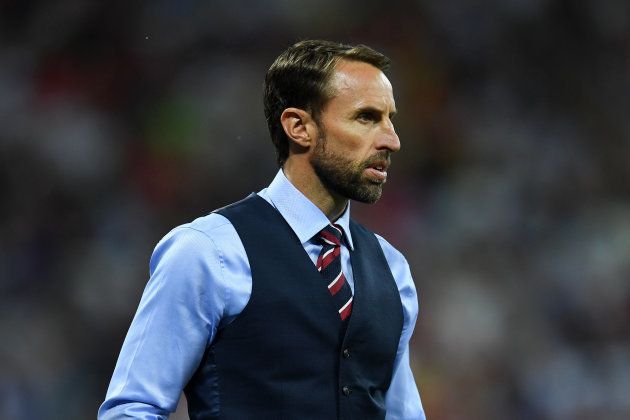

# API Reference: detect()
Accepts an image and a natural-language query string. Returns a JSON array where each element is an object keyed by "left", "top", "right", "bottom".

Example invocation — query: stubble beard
[{"left": 310, "top": 134, "right": 390, "bottom": 204}]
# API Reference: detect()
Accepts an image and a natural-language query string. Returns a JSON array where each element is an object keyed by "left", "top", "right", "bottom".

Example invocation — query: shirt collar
[{"left": 262, "top": 169, "right": 354, "bottom": 250}]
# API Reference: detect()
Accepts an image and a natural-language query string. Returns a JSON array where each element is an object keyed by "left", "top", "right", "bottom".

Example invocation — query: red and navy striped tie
[{"left": 316, "top": 224, "right": 353, "bottom": 321}]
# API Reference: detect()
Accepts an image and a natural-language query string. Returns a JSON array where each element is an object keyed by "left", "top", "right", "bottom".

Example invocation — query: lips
[
  {"left": 369, "top": 161, "right": 389, "bottom": 172},
  {"left": 365, "top": 159, "right": 389, "bottom": 182}
]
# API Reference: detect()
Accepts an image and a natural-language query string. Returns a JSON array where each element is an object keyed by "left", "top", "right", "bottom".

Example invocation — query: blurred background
[{"left": 1, "top": 0, "right": 629, "bottom": 419}]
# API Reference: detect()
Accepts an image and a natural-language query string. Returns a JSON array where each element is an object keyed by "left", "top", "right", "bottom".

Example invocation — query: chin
[{"left": 350, "top": 185, "right": 383, "bottom": 204}]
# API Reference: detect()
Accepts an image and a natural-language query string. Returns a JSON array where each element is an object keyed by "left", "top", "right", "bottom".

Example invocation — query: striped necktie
[{"left": 316, "top": 224, "right": 353, "bottom": 321}]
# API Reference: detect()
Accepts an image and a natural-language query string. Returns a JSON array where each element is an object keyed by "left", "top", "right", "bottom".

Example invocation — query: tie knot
[{"left": 318, "top": 224, "right": 343, "bottom": 247}]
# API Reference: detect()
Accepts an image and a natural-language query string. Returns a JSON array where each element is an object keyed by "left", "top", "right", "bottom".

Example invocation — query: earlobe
[{"left": 280, "top": 108, "right": 315, "bottom": 148}]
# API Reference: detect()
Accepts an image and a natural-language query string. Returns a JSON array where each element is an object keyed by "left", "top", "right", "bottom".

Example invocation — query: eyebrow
[{"left": 354, "top": 106, "right": 397, "bottom": 118}]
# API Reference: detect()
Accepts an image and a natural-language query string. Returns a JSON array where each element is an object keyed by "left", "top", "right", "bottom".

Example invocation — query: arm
[
  {"left": 98, "top": 225, "right": 230, "bottom": 419},
  {"left": 377, "top": 236, "right": 426, "bottom": 420}
]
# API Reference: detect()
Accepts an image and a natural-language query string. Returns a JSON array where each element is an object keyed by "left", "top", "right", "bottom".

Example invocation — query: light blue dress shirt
[{"left": 99, "top": 170, "right": 425, "bottom": 419}]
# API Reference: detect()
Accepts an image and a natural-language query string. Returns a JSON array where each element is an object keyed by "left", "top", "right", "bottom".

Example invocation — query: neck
[{"left": 283, "top": 160, "right": 348, "bottom": 221}]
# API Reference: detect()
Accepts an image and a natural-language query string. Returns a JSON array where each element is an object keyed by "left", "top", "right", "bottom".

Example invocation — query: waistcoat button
[
  {"left": 342, "top": 386, "right": 352, "bottom": 396},
  {"left": 343, "top": 348, "right": 350, "bottom": 358}
]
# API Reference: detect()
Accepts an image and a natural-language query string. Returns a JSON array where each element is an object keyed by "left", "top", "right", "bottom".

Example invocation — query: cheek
[{"left": 328, "top": 126, "right": 369, "bottom": 152}]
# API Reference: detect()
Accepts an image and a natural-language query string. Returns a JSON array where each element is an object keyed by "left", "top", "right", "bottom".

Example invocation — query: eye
[{"left": 356, "top": 111, "right": 380, "bottom": 123}]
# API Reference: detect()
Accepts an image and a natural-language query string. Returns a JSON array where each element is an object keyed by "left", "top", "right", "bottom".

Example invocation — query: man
[{"left": 99, "top": 40, "right": 425, "bottom": 419}]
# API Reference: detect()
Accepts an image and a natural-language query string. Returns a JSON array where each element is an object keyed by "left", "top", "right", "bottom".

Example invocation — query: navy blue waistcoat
[{"left": 184, "top": 194, "right": 404, "bottom": 419}]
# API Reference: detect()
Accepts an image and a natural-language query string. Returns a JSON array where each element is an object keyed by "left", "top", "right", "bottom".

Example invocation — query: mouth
[{"left": 364, "top": 160, "right": 389, "bottom": 183}]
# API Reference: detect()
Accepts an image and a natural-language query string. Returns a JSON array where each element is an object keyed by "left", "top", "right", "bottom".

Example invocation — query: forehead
[{"left": 324, "top": 59, "right": 396, "bottom": 113}]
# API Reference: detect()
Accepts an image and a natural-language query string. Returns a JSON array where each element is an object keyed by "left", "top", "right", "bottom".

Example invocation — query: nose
[{"left": 377, "top": 120, "right": 400, "bottom": 153}]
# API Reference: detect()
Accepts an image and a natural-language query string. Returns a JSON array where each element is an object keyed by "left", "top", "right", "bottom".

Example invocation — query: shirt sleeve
[
  {"left": 377, "top": 235, "right": 426, "bottom": 420},
  {"left": 98, "top": 225, "right": 229, "bottom": 419}
]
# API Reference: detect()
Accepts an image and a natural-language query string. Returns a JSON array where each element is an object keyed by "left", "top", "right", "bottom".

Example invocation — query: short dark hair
[{"left": 263, "top": 40, "right": 391, "bottom": 167}]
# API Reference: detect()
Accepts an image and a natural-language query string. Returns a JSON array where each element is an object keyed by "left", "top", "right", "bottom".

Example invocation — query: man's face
[{"left": 310, "top": 59, "right": 400, "bottom": 204}]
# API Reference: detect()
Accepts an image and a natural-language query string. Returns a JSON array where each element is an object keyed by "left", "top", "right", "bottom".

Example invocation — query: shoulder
[
  {"left": 350, "top": 220, "right": 410, "bottom": 272},
  {"left": 181, "top": 212, "right": 236, "bottom": 239},
  {"left": 154, "top": 212, "right": 234, "bottom": 251},
  {"left": 373, "top": 233, "right": 409, "bottom": 269},
  {"left": 351, "top": 220, "right": 415, "bottom": 291},
  {"left": 352, "top": 220, "right": 410, "bottom": 270},
  {"left": 150, "top": 212, "right": 244, "bottom": 273}
]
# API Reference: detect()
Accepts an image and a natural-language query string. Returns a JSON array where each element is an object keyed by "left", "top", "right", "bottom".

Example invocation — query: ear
[{"left": 280, "top": 107, "right": 317, "bottom": 148}]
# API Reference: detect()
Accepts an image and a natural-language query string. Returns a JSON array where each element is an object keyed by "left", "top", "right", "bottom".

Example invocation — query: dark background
[{"left": 1, "top": 1, "right": 629, "bottom": 419}]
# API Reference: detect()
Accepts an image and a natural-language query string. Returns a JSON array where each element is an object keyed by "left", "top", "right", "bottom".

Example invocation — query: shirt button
[
  {"left": 342, "top": 386, "right": 352, "bottom": 396},
  {"left": 343, "top": 349, "right": 350, "bottom": 359}
]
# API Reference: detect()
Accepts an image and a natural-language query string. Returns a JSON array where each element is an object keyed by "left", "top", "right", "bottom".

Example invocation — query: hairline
[{"left": 313, "top": 56, "right": 386, "bottom": 121}]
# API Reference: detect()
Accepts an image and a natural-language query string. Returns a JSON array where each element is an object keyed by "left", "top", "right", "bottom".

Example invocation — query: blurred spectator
[{"left": 1, "top": 1, "right": 629, "bottom": 419}]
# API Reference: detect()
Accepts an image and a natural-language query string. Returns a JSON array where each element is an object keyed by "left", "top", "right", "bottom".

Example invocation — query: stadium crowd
[{"left": 1, "top": 1, "right": 629, "bottom": 419}]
